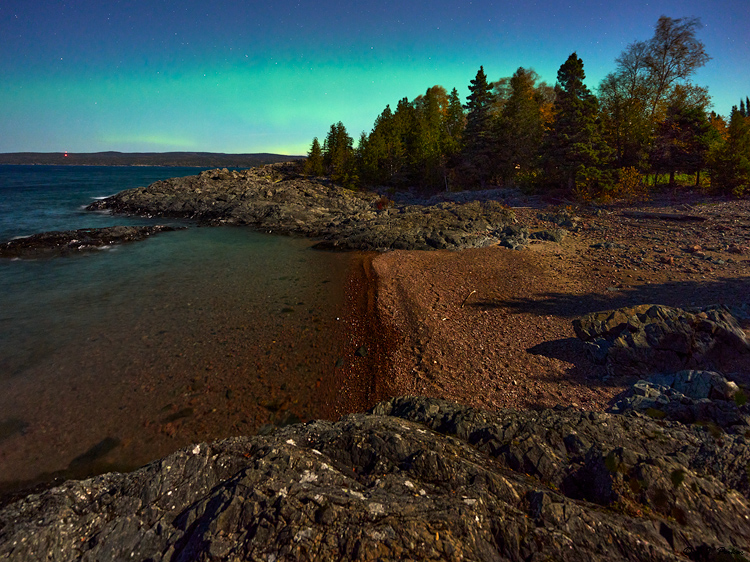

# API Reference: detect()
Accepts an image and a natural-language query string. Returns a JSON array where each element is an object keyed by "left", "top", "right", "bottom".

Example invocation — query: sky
[{"left": 1, "top": 1, "right": 749, "bottom": 155}]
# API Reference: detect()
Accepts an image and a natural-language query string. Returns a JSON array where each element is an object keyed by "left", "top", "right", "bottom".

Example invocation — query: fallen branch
[{"left": 460, "top": 290, "right": 476, "bottom": 308}]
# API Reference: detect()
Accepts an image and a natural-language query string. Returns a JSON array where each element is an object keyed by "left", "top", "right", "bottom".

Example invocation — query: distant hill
[{"left": 0, "top": 152, "right": 304, "bottom": 168}]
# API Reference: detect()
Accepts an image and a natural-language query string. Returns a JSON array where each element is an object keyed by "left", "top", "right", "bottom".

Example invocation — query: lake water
[{"left": 0, "top": 165, "right": 365, "bottom": 493}]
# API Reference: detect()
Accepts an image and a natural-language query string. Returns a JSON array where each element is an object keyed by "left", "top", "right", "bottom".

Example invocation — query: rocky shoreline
[
  {"left": 85, "top": 163, "right": 559, "bottom": 252},
  {"left": 1, "top": 392, "right": 749, "bottom": 561}
]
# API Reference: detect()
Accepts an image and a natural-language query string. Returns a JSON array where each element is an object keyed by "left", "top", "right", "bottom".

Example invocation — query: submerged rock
[
  {"left": 0, "top": 225, "right": 181, "bottom": 258},
  {"left": 573, "top": 304, "right": 750, "bottom": 377},
  {"left": 1, "top": 396, "right": 749, "bottom": 561}
]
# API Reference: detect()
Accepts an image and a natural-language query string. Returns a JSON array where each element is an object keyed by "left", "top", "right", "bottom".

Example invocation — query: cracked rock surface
[
  {"left": 573, "top": 304, "right": 750, "bottom": 376},
  {"left": 1, "top": 396, "right": 749, "bottom": 561}
]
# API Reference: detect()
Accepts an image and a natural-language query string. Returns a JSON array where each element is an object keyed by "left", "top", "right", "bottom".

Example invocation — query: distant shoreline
[{"left": 0, "top": 152, "right": 304, "bottom": 168}]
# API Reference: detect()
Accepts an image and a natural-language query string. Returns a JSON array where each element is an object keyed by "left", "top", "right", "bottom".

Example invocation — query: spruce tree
[
  {"left": 496, "top": 67, "right": 547, "bottom": 184},
  {"left": 462, "top": 66, "right": 497, "bottom": 187},
  {"left": 650, "top": 104, "right": 714, "bottom": 186},
  {"left": 322, "top": 122, "right": 357, "bottom": 187},
  {"left": 304, "top": 137, "right": 324, "bottom": 176},
  {"left": 542, "top": 52, "right": 611, "bottom": 192},
  {"left": 709, "top": 107, "right": 750, "bottom": 195},
  {"left": 444, "top": 87, "right": 465, "bottom": 156}
]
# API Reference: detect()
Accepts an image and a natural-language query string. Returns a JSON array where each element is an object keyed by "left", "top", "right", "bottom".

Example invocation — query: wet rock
[
  {"left": 1, "top": 396, "right": 749, "bottom": 561},
  {"left": 572, "top": 304, "right": 750, "bottom": 377},
  {"left": 0, "top": 225, "right": 181, "bottom": 258}
]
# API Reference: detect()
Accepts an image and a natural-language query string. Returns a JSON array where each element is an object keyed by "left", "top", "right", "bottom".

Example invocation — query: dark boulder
[
  {"left": 1, "top": 396, "right": 749, "bottom": 561},
  {"left": 608, "top": 370, "right": 750, "bottom": 432},
  {"left": 530, "top": 228, "right": 567, "bottom": 244},
  {"left": 572, "top": 304, "right": 750, "bottom": 377}
]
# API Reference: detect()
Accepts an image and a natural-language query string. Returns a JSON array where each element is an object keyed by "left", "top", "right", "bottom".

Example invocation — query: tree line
[{"left": 305, "top": 16, "right": 750, "bottom": 199}]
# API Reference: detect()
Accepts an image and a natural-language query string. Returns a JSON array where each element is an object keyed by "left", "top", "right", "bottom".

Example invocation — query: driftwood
[{"left": 621, "top": 210, "right": 707, "bottom": 222}]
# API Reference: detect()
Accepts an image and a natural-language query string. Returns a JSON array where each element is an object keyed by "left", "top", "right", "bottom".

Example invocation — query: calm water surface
[{"left": 0, "top": 166, "right": 357, "bottom": 491}]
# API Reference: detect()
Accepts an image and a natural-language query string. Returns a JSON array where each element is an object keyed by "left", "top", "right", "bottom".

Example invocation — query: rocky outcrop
[
  {"left": 1, "top": 396, "right": 749, "bottom": 561},
  {"left": 0, "top": 225, "right": 182, "bottom": 259},
  {"left": 609, "top": 370, "right": 750, "bottom": 433},
  {"left": 85, "top": 164, "right": 551, "bottom": 251},
  {"left": 573, "top": 304, "right": 750, "bottom": 377}
]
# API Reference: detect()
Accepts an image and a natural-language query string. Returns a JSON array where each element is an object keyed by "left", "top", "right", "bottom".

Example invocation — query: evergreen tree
[
  {"left": 650, "top": 104, "right": 714, "bottom": 186},
  {"left": 741, "top": 98, "right": 747, "bottom": 118},
  {"left": 444, "top": 87, "right": 465, "bottom": 156},
  {"left": 709, "top": 107, "right": 750, "bottom": 195},
  {"left": 542, "top": 52, "right": 611, "bottom": 192},
  {"left": 412, "top": 85, "right": 450, "bottom": 190},
  {"left": 304, "top": 137, "right": 324, "bottom": 176},
  {"left": 462, "top": 66, "right": 497, "bottom": 187},
  {"left": 495, "top": 67, "right": 549, "bottom": 184},
  {"left": 322, "top": 122, "right": 357, "bottom": 187},
  {"left": 359, "top": 104, "right": 407, "bottom": 186}
]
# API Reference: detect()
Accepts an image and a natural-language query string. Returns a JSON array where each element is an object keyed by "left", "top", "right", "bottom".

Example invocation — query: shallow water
[{"left": 0, "top": 167, "right": 356, "bottom": 490}]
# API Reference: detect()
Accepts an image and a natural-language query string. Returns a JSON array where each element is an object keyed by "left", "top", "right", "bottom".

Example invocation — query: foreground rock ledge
[{"left": 1, "top": 397, "right": 748, "bottom": 561}]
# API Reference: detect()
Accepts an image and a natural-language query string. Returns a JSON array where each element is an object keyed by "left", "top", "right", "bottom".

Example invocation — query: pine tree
[
  {"left": 304, "top": 137, "right": 324, "bottom": 176},
  {"left": 462, "top": 66, "right": 497, "bottom": 187},
  {"left": 322, "top": 122, "right": 357, "bottom": 187},
  {"left": 650, "top": 104, "right": 714, "bottom": 186},
  {"left": 444, "top": 87, "right": 465, "bottom": 156},
  {"left": 542, "top": 52, "right": 611, "bottom": 192},
  {"left": 709, "top": 107, "right": 750, "bottom": 195},
  {"left": 495, "top": 67, "right": 549, "bottom": 184},
  {"left": 741, "top": 98, "right": 748, "bottom": 118}
]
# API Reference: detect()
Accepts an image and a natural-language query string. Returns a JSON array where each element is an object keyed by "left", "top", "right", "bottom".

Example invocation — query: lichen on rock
[{"left": 1, "top": 396, "right": 749, "bottom": 561}]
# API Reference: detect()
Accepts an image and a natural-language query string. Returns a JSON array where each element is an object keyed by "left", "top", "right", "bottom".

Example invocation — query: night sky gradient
[{"left": 2, "top": 1, "right": 749, "bottom": 155}]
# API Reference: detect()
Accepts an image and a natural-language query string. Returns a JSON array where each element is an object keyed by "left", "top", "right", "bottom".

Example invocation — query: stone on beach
[{"left": 572, "top": 304, "right": 750, "bottom": 376}]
